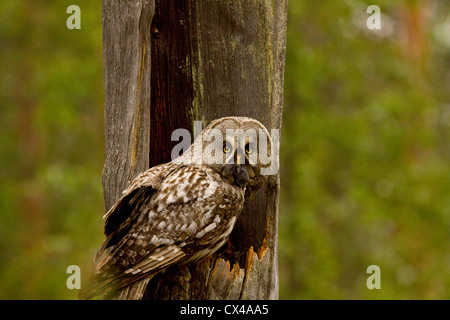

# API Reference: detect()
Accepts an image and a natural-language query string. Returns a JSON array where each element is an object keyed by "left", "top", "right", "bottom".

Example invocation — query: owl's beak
[
  {"left": 234, "top": 149, "right": 256, "bottom": 178},
  {"left": 234, "top": 151, "right": 243, "bottom": 165}
]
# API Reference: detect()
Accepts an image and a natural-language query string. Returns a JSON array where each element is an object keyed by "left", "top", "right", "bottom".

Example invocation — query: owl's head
[{"left": 178, "top": 116, "right": 276, "bottom": 200}]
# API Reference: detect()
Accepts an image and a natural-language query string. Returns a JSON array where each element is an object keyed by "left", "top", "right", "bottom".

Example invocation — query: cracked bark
[{"left": 102, "top": 0, "right": 287, "bottom": 300}]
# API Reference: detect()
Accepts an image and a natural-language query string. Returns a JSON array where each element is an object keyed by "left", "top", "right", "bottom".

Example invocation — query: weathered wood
[
  {"left": 144, "top": 0, "right": 287, "bottom": 300},
  {"left": 149, "top": 0, "right": 194, "bottom": 168},
  {"left": 101, "top": 0, "right": 155, "bottom": 211},
  {"left": 101, "top": 0, "right": 287, "bottom": 300}
]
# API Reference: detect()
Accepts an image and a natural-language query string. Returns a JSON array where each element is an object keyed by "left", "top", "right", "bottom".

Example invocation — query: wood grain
[{"left": 102, "top": 0, "right": 155, "bottom": 211}]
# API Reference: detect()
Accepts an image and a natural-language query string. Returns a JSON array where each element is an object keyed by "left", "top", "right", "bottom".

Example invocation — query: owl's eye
[
  {"left": 245, "top": 143, "right": 254, "bottom": 155},
  {"left": 223, "top": 142, "right": 232, "bottom": 153}
]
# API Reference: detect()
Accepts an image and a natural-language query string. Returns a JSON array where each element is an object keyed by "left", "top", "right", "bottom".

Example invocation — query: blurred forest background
[{"left": 0, "top": 0, "right": 448, "bottom": 299}]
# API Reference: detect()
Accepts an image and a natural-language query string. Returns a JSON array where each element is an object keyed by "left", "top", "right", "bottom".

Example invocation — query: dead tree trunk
[{"left": 101, "top": 0, "right": 287, "bottom": 300}]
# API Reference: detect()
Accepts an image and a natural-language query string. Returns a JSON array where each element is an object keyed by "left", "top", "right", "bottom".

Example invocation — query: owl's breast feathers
[{"left": 80, "top": 163, "right": 245, "bottom": 299}]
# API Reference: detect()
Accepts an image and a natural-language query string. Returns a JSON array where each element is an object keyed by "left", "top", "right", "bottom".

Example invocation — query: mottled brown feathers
[{"left": 79, "top": 117, "right": 271, "bottom": 300}]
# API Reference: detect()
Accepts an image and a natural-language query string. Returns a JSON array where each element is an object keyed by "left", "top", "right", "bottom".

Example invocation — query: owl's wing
[
  {"left": 95, "top": 163, "right": 179, "bottom": 263},
  {"left": 80, "top": 165, "right": 243, "bottom": 300}
]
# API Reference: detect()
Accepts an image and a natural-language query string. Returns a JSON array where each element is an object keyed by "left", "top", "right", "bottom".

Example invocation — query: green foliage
[
  {"left": 280, "top": 0, "right": 450, "bottom": 299},
  {"left": 0, "top": 1, "right": 104, "bottom": 299}
]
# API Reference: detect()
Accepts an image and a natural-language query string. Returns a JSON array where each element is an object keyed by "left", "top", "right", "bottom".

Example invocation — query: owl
[{"left": 79, "top": 116, "right": 272, "bottom": 300}]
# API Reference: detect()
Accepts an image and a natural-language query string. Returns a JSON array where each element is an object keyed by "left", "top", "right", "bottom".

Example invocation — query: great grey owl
[{"left": 79, "top": 116, "right": 273, "bottom": 300}]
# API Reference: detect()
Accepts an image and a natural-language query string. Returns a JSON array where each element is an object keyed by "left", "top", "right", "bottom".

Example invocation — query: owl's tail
[
  {"left": 78, "top": 274, "right": 152, "bottom": 300},
  {"left": 106, "top": 277, "right": 152, "bottom": 300}
]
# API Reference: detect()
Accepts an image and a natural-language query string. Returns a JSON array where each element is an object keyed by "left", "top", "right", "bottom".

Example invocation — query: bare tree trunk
[
  {"left": 101, "top": 0, "right": 154, "bottom": 211},
  {"left": 101, "top": 0, "right": 287, "bottom": 300}
]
